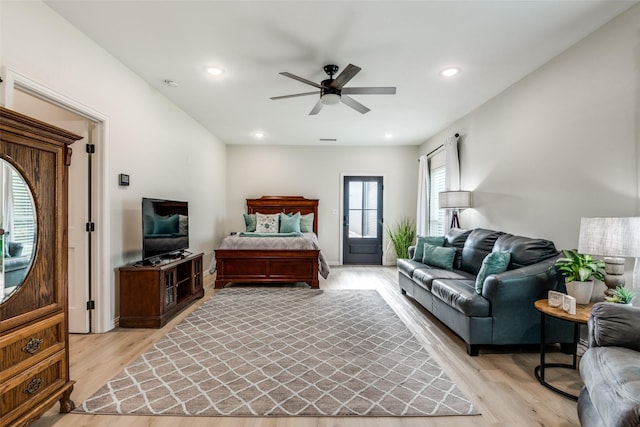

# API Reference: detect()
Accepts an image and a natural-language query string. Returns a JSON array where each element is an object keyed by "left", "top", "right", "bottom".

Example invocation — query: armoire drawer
[
  {"left": 0, "top": 313, "right": 66, "bottom": 376},
  {"left": 0, "top": 350, "right": 68, "bottom": 424}
]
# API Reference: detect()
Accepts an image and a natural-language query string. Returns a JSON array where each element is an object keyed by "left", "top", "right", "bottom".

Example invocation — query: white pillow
[{"left": 255, "top": 213, "right": 279, "bottom": 233}]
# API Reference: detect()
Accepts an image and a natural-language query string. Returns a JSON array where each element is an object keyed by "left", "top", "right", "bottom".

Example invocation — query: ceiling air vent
[{"left": 319, "top": 138, "right": 337, "bottom": 142}]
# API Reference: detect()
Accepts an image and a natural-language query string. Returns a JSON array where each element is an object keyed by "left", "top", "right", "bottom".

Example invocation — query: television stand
[{"left": 119, "top": 253, "right": 204, "bottom": 328}]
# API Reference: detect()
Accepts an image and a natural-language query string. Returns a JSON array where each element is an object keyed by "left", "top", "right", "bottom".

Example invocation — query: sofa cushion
[
  {"left": 443, "top": 228, "right": 472, "bottom": 270},
  {"left": 4, "top": 255, "right": 30, "bottom": 272},
  {"left": 460, "top": 229, "right": 504, "bottom": 275},
  {"left": 475, "top": 251, "right": 511, "bottom": 294},
  {"left": 580, "top": 346, "right": 640, "bottom": 427},
  {"left": 413, "top": 268, "right": 474, "bottom": 292},
  {"left": 412, "top": 235, "right": 446, "bottom": 262},
  {"left": 431, "top": 279, "right": 491, "bottom": 317},
  {"left": 422, "top": 243, "right": 456, "bottom": 270},
  {"left": 492, "top": 233, "right": 558, "bottom": 268}
]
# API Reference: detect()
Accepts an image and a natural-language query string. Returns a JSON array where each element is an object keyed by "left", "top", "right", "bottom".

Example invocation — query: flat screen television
[{"left": 142, "top": 197, "right": 189, "bottom": 260}]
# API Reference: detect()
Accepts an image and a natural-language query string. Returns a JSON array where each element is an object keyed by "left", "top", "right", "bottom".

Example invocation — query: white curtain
[
  {"left": 444, "top": 134, "right": 461, "bottom": 233},
  {"left": 416, "top": 156, "right": 430, "bottom": 236},
  {"left": 2, "top": 164, "right": 14, "bottom": 241}
]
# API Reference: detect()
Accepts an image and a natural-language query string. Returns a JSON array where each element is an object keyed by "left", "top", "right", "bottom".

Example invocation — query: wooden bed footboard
[{"left": 214, "top": 249, "right": 320, "bottom": 289}]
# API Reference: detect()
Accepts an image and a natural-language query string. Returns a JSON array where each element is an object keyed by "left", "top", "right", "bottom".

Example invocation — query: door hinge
[
  {"left": 86, "top": 144, "right": 95, "bottom": 154},
  {"left": 86, "top": 222, "right": 95, "bottom": 232},
  {"left": 86, "top": 300, "right": 95, "bottom": 310}
]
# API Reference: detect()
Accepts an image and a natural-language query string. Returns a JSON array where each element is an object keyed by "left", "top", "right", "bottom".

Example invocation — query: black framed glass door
[{"left": 343, "top": 176, "right": 383, "bottom": 265}]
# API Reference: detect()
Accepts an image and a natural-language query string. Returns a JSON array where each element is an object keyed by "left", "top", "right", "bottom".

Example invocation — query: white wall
[
  {"left": 226, "top": 144, "right": 418, "bottom": 265},
  {"left": 420, "top": 4, "right": 640, "bottom": 294},
  {"left": 0, "top": 1, "right": 227, "bottom": 329}
]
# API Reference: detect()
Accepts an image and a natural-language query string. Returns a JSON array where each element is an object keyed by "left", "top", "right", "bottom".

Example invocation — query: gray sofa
[
  {"left": 4, "top": 241, "right": 30, "bottom": 287},
  {"left": 398, "top": 228, "right": 574, "bottom": 355},
  {"left": 578, "top": 302, "right": 640, "bottom": 427}
]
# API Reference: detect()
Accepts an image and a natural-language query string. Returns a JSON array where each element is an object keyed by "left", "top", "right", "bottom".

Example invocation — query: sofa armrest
[
  {"left": 480, "top": 257, "right": 568, "bottom": 342},
  {"left": 588, "top": 302, "right": 640, "bottom": 351},
  {"left": 408, "top": 245, "right": 416, "bottom": 260},
  {"left": 482, "top": 256, "right": 563, "bottom": 303}
]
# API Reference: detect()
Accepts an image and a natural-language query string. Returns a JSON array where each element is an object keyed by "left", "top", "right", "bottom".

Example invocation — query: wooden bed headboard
[{"left": 246, "top": 196, "right": 319, "bottom": 234}]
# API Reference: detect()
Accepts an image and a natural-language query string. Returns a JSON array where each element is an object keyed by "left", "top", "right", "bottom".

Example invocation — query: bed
[{"left": 212, "top": 196, "right": 329, "bottom": 289}]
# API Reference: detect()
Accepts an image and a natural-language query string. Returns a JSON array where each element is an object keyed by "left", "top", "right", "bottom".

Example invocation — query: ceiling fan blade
[
  {"left": 330, "top": 64, "right": 361, "bottom": 90},
  {"left": 271, "top": 91, "right": 320, "bottom": 100},
  {"left": 280, "top": 72, "right": 323, "bottom": 88},
  {"left": 309, "top": 99, "right": 324, "bottom": 115},
  {"left": 341, "top": 87, "right": 396, "bottom": 95},
  {"left": 341, "top": 95, "right": 370, "bottom": 114}
]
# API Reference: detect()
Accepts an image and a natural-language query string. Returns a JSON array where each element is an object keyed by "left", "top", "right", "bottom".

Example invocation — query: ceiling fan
[{"left": 271, "top": 64, "right": 396, "bottom": 115}]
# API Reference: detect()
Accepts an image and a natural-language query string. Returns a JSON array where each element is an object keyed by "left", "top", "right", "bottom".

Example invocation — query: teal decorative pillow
[
  {"left": 475, "top": 251, "right": 511, "bottom": 294},
  {"left": 256, "top": 213, "right": 279, "bottom": 233},
  {"left": 422, "top": 243, "right": 456, "bottom": 270},
  {"left": 279, "top": 212, "right": 301, "bottom": 233},
  {"left": 243, "top": 213, "right": 257, "bottom": 232},
  {"left": 300, "top": 212, "right": 314, "bottom": 233},
  {"left": 153, "top": 214, "right": 179, "bottom": 234},
  {"left": 413, "top": 235, "right": 446, "bottom": 262},
  {"left": 143, "top": 214, "right": 155, "bottom": 236}
]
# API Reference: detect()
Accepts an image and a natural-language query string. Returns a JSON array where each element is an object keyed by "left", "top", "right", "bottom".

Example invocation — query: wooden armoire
[{"left": 0, "top": 107, "right": 81, "bottom": 426}]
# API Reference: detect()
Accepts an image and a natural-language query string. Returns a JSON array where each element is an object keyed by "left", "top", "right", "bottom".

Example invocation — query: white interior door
[{"left": 13, "top": 91, "right": 93, "bottom": 333}]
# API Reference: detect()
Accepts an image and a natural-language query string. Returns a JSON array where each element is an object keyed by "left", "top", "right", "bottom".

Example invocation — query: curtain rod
[{"left": 419, "top": 133, "right": 459, "bottom": 161}]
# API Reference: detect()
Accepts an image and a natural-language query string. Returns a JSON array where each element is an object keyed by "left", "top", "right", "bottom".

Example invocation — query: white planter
[{"left": 565, "top": 280, "right": 594, "bottom": 305}]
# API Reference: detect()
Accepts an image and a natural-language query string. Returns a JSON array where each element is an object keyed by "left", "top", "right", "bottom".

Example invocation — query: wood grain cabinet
[
  {"left": 0, "top": 107, "right": 81, "bottom": 426},
  {"left": 118, "top": 253, "right": 204, "bottom": 328}
]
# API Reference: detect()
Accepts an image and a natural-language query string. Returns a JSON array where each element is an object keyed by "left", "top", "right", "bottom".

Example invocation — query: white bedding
[{"left": 209, "top": 232, "right": 330, "bottom": 279}]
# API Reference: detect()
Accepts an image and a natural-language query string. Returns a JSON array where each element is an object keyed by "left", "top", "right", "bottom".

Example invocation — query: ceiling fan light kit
[
  {"left": 320, "top": 93, "right": 340, "bottom": 105},
  {"left": 271, "top": 64, "right": 396, "bottom": 115}
]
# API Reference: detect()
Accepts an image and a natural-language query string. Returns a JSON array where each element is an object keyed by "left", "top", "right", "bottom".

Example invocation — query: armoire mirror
[{"left": 0, "top": 157, "right": 37, "bottom": 304}]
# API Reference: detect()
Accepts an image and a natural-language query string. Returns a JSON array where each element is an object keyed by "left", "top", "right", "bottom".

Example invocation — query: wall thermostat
[{"left": 119, "top": 174, "right": 130, "bottom": 186}]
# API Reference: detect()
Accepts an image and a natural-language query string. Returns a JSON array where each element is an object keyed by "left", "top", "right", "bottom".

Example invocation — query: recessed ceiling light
[
  {"left": 384, "top": 133, "right": 393, "bottom": 139},
  {"left": 254, "top": 131, "right": 264, "bottom": 139},
  {"left": 440, "top": 67, "right": 460, "bottom": 77},
  {"left": 206, "top": 66, "right": 224, "bottom": 76}
]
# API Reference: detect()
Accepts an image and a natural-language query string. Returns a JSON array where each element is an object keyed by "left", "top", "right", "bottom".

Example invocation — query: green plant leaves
[
  {"left": 386, "top": 217, "right": 416, "bottom": 259},
  {"left": 554, "top": 248, "right": 605, "bottom": 283}
]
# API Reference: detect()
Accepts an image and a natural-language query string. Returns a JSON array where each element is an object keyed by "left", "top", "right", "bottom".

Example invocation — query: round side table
[{"left": 534, "top": 299, "right": 593, "bottom": 400}]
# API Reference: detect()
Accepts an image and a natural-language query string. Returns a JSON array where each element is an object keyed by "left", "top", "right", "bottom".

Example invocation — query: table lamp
[
  {"left": 439, "top": 191, "right": 472, "bottom": 229},
  {"left": 577, "top": 217, "right": 640, "bottom": 298}
]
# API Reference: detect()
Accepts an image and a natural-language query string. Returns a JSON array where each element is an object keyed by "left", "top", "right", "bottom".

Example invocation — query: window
[
  {"left": 10, "top": 170, "right": 35, "bottom": 257},
  {"left": 429, "top": 166, "right": 446, "bottom": 235}
]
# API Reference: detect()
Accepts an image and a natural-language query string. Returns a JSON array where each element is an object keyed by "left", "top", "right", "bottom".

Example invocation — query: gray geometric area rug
[{"left": 75, "top": 288, "right": 478, "bottom": 417}]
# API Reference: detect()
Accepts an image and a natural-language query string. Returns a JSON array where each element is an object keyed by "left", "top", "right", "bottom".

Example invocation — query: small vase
[{"left": 565, "top": 280, "right": 594, "bottom": 305}]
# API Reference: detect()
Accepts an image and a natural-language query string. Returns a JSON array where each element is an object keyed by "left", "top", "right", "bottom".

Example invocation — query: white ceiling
[{"left": 45, "top": 0, "right": 636, "bottom": 146}]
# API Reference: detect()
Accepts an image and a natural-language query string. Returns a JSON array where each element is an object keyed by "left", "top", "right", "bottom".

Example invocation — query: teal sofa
[{"left": 397, "top": 228, "right": 574, "bottom": 355}]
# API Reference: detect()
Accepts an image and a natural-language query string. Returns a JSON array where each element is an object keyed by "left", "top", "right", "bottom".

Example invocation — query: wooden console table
[{"left": 119, "top": 253, "right": 204, "bottom": 328}]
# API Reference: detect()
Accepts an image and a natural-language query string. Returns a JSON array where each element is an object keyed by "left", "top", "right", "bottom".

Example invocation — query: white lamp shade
[
  {"left": 439, "top": 191, "right": 472, "bottom": 209},
  {"left": 578, "top": 217, "right": 640, "bottom": 257}
]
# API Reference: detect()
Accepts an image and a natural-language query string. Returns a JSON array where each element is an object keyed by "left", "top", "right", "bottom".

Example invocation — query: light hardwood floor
[{"left": 31, "top": 266, "right": 581, "bottom": 427}]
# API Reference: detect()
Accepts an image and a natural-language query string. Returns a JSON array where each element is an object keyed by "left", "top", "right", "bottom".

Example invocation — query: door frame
[
  {"left": 2, "top": 67, "right": 112, "bottom": 333},
  {"left": 338, "top": 172, "right": 386, "bottom": 266}
]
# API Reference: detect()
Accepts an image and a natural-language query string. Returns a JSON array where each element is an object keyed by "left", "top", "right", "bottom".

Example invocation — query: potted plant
[
  {"left": 554, "top": 249, "right": 605, "bottom": 304},
  {"left": 385, "top": 217, "right": 416, "bottom": 260},
  {"left": 604, "top": 286, "right": 636, "bottom": 304}
]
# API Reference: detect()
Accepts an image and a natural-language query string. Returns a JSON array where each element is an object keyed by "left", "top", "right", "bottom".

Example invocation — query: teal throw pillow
[
  {"left": 413, "top": 235, "right": 446, "bottom": 262},
  {"left": 422, "top": 243, "right": 456, "bottom": 270},
  {"left": 153, "top": 214, "right": 179, "bottom": 234},
  {"left": 243, "top": 213, "right": 257, "bottom": 232},
  {"left": 279, "top": 212, "right": 301, "bottom": 233},
  {"left": 300, "top": 212, "right": 314, "bottom": 233},
  {"left": 475, "top": 251, "right": 511, "bottom": 294}
]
